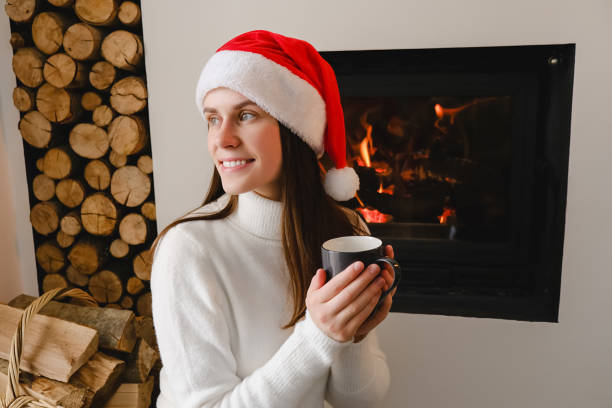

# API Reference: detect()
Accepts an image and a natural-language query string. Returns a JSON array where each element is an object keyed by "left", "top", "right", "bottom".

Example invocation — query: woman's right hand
[{"left": 305, "top": 262, "right": 387, "bottom": 343}]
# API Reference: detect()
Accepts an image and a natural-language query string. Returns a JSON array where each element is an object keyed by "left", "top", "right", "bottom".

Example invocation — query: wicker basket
[{"left": 1, "top": 287, "right": 98, "bottom": 408}]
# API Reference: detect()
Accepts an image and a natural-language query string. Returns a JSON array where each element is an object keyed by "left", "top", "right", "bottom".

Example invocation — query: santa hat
[{"left": 195, "top": 30, "right": 359, "bottom": 201}]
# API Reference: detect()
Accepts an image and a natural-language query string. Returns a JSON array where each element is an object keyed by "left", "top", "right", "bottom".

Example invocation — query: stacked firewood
[
  {"left": 6, "top": 0, "right": 156, "bottom": 318},
  {"left": 2, "top": 293, "right": 159, "bottom": 408}
]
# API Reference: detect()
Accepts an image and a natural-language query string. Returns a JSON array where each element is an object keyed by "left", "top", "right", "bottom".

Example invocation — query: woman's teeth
[{"left": 223, "top": 160, "right": 248, "bottom": 168}]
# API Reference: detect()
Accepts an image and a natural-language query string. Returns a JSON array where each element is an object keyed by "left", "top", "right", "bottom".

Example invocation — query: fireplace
[{"left": 321, "top": 44, "right": 575, "bottom": 322}]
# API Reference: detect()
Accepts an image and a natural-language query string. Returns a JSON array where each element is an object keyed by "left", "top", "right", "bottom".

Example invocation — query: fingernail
[{"left": 353, "top": 261, "right": 363, "bottom": 271}]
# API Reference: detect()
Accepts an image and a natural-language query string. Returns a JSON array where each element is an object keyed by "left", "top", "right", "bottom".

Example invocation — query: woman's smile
[{"left": 218, "top": 158, "right": 255, "bottom": 171}]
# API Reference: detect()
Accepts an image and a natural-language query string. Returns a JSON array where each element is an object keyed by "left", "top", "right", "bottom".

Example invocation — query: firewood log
[
  {"left": 136, "top": 155, "right": 152, "bottom": 174},
  {"left": 110, "top": 166, "right": 150, "bottom": 207},
  {"left": 103, "top": 375, "right": 154, "bottom": 408},
  {"left": 108, "top": 115, "right": 147, "bottom": 155},
  {"left": 32, "top": 11, "right": 73, "bottom": 55},
  {"left": 42, "top": 145, "right": 78, "bottom": 179},
  {"left": 0, "top": 304, "right": 99, "bottom": 382},
  {"left": 9, "top": 294, "right": 137, "bottom": 353},
  {"left": 81, "top": 192, "right": 119, "bottom": 236},
  {"left": 9, "top": 32, "right": 27, "bottom": 49},
  {"left": 42, "top": 273, "right": 69, "bottom": 292},
  {"left": 119, "top": 213, "right": 151, "bottom": 245},
  {"left": 121, "top": 339, "right": 159, "bottom": 383},
  {"left": 126, "top": 277, "right": 144, "bottom": 296},
  {"left": 109, "top": 238, "right": 129, "bottom": 258},
  {"left": 69, "top": 123, "right": 110, "bottom": 159},
  {"left": 140, "top": 202, "right": 156, "bottom": 221},
  {"left": 13, "top": 86, "right": 35, "bottom": 111},
  {"left": 12, "top": 47, "right": 45, "bottom": 88},
  {"left": 43, "top": 52, "right": 87, "bottom": 88},
  {"left": 63, "top": 22, "right": 102, "bottom": 61},
  {"left": 48, "top": 0, "right": 74, "bottom": 7},
  {"left": 117, "top": 1, "right": 141, "bottom": 26},
  {"left": 108, "top": 149, "right": 127, "bottom": 168},
  {"left": 0, "top": 358, "right": 91, "bottom": 408},
  {"left": 61, "top": 210, "right": 83, "bottom": 235},
  {"left": 82, "top": 91, "right": 103, "bottom": 111},
  {"left": 35, "top": 240, "right": 66, "bottom": 273},
  {"left": 71, "top": 351, "right": 126, "bottom": 408},
  {"left": 84, "top": 159, "right": 112, "bottom": 190},
  {"left": 4, "top": 0, "right": 37, "bottom": 23},
  {"left": 66, "top": 264, "right": 89, "bottom": 286},
  {"left": 135, "top": 292, "right": 151, "bottom": 318},
  {"left": 19, "top": 110, "right": 52, "bottom": 148},
  {"left": 57, "top": 229, "right": 76, "bottom": 248},
  {"left": 89, "top": 61, "right": 116, "bottom": 91},
  {"left": 33, "top": 173, "right": 55, "bottom": 201},
  {"left": 93, "top": 105, "right": 115, "bottom": 127},
  {"left": 133, "top": 316, "right": 156, "bottom": 351},
  {"left": 56, "top": 178, "right": 87, "bottom": 208},
  {"left": 30, "top": 200, "right": 63, "bottom": 235},
  {"left": 36, "top": 157, "right": 44, "bottom": 171},
  {"left": 68, "top": 238, "right": 106, "bottom": 275},
  {"left": 120, "top": 296, "right": 133, "bottom": 310},
  {"left": 109, "top": 76, "right": 147, "bottom": 115},
  {"left": 133, "top": 250, "right": 151, "bottom": 281},
  {"left": 107, "top": 242, "right": 130, "bottom": 264},
  {"left": 36, "top": 83, "right": 82, "bottom": 124},
  {"left": 89, "top": 270, "right": 123, "bottom": 304},
  {"left": 101, "top": 30, "right": 143, "bottom": 72},
  {"left": 74, "top": 0, "right": 119, "bottom": 26}
]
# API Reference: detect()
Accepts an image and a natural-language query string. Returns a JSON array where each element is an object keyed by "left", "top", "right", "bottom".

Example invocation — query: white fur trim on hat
[
  {"left": 323, "top": 166, "right": 359, "bottom": 201},
  {"left": 195, "top": 50, "right": 326, "bottom": 157}
]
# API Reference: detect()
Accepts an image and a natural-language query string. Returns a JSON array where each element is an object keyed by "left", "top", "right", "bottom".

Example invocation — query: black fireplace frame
[{"left": 321, "top": 44, "right": 575, "bottom": 322}]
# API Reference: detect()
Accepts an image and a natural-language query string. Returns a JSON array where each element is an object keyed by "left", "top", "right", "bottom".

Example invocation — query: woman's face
[{"left": 203, "top": 88, "right": 283, "bottom": 201}]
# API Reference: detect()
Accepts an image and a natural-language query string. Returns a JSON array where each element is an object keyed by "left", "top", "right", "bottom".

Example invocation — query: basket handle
[{"left": 2, "top": 287, "right": 97, "bottom": 408}]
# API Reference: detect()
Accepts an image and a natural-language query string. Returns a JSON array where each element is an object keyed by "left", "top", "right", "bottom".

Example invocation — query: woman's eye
[
  {"left": 240, "top": 112, "right": 255, "bottom": 121},
  {"left": 208, "top": 116, "right": 220, "bottom": 126}
]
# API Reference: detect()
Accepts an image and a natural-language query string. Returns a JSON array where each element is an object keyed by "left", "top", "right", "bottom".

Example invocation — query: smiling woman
[
  {"left": 149, "top": 30, "right": 394, "bottom": 408},
  {"left": 203, "top": 88, "right": 283, "bottom": 201}
]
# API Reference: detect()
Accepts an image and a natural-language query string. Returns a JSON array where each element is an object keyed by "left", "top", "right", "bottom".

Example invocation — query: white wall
[
  {"left": 140, "top": 1, "right": 612, "bottom": 406},
  {"left": 0, "top": 12, "right": 38, "bottom": 303},
  {"left": 1, "top": 0, "right": 609, "bottom": 406}
]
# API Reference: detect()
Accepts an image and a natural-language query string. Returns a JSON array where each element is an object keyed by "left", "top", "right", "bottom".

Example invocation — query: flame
[
  {"left": 357, "top": 207, "right": 393, "bottom": 223},
  {"left": 359, "top": 135, "right": 371, "bottom": 168},
  {"left": 377, "top": 179, "right": 384, "bottom": 194},
  {"left": 438, "top": 208, "right": 456, "bottom": 224}
]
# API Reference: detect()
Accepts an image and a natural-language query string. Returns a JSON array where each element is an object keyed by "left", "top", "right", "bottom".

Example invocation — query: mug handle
[{"left": 374, "top": 256, "right": 401, "bottom": 303}]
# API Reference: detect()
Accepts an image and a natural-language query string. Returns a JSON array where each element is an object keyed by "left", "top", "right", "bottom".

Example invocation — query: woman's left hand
[{"left": 353, "top": 244, "right": 397, "bottom": 343}]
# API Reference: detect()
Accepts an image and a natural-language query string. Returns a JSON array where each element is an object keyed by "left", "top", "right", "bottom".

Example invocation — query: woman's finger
[
  {"left": 336, "top": 277, "right": 384, "bottom": 326},
  {"left": 316, "top": 261, "right": 365, "bottom": 302},
  {"left": 326, "top": 263, "right": 381, "bottom": 314},
  {"left": 384, "top": 244, "right": 394, "bottom": 259}
]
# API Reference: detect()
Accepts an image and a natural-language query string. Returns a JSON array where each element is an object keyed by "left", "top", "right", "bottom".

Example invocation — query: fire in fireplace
[{"left": 321, "top": 43, "right": 575, "bottom": 322}]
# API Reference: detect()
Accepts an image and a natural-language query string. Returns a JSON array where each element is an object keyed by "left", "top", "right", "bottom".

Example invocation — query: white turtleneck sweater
[{"left": 151, "top": 192, "right": 390, "bottom": 408}]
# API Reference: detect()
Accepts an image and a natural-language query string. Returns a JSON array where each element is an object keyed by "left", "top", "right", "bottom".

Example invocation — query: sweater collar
[{"left": 232, "top": 191, "right": 283, "bottom": 240}]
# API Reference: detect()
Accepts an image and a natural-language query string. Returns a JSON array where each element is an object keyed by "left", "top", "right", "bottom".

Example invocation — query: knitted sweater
[{"left": 151, "top": 191, "right": 390, "bottom": 408}]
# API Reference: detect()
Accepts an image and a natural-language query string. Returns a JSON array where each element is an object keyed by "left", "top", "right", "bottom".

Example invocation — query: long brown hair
[{"left": 150, "top": 123, "right": 366, "bottom": 328}]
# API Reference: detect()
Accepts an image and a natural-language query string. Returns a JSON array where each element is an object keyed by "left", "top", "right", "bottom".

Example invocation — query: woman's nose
[{"left": 213, "top": 121, "right": 240, "bottom": 148}]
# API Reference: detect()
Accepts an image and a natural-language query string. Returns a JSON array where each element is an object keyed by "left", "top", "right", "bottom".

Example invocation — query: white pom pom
[{"left": 323, "top": 167, "right": 360, "bottom": 201}]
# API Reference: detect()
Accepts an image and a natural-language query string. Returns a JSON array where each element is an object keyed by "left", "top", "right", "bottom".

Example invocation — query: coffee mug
[{"left": 321, "top": 236, "right": 401, "bottom": 316}]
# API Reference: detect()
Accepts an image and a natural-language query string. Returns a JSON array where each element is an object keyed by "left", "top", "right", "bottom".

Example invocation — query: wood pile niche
[{"left": 5, "top": 0, "right": 159, "bottom": 406}]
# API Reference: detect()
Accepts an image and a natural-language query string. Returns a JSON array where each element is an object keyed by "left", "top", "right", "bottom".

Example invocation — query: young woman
[{"left": 150, "top": 30, "right": 397, "bottom": 408}]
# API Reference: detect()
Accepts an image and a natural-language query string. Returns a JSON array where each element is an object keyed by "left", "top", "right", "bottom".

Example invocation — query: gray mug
[{"left": 321, "top": 236, "right": 401, "bottom": 316}]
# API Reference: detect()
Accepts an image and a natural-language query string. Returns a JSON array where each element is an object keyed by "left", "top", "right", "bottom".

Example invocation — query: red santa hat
[{"left": 195, "top": 30, "right": 359, "bottom": 201}]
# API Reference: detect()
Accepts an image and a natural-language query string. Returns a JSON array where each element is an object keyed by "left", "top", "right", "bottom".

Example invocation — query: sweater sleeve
[
  {"left": 151, "top": 225, "right": 350, "bottom": 408},
  {"left": 325, "top": 329, "right": 391, "bottom": 407}
]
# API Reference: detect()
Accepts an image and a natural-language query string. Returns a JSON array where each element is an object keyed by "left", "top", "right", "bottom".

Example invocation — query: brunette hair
[{"left": 150, "top": 123, "right": 366, "bottom": 328}]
